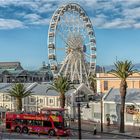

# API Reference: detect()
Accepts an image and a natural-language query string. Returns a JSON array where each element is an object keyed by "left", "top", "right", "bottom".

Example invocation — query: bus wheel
[
  {"left": 15, "top": 126, "right": 21, "bottom": 133},
  {"left": 49, "top": 129, "right": 55, "bottom": 136},
  {"left": 22, "top": 127, "right": 28, "bottom": 134}
]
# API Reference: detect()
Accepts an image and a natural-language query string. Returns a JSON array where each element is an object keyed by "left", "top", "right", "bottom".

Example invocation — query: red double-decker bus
[{"left": 5, "top": 108, "right": 70, "bottom": 136}]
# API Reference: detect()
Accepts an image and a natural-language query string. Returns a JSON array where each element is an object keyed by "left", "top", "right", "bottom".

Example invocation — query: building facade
[
  {"left": 96, "top": 73, "right": 140, "bottom": 93},
  {"left": 0, "top": 83, "right": 60, "bottom": 112},
  {"left": 93, "top": 72, "right": 140, "bottom": 126},
  {"left": 0, "top": 62, "right": 53, "bottom": 83}
]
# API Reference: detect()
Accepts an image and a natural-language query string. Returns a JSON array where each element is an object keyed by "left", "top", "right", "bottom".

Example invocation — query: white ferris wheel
[{"left": 48, "top": 3, "right": 96, "bottom": 86}]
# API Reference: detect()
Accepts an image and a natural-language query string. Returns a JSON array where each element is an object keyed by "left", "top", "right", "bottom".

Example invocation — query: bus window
[
  {"left": 43, "top": 121, "right": 52, "bottom": 127},
  {"left": 22, "top": 120, "right": 28, "bottom": 125},
  {"left": 27, "top": 120, "right": 32, "bottom": 125},
  {"left": 37, "top": 120, "right": 42, "bottom": 126},
  {"left": 34, "top": 120, "right": 42, "bottom": 126},
  {"left": 54, "top": 122, "right": 63, "bottom": 129},
  {"left": 15, "top": 119, "right": 21, "bottom": 124}
]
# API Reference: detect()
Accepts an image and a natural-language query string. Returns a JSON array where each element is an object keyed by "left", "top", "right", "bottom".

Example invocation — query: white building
[
  {"left": 0, "top": 83, "right": 94, "bottom": 119},
  {"left": 0, "top": 83, "right": 60, "bottom": 112}
]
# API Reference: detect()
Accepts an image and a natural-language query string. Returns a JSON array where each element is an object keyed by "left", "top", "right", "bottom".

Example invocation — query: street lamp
[
  {"left": 75, "top": 91, "right": 82, "bottom": 140},
  {"left": 75, "top": 91, "right": 90, "bottom": 140},
  {"left": 77, "top": 101, "right": 81, "bottom": 139},
  {"left": 99, "top": 93, "right": 104, "bottom": 133}
]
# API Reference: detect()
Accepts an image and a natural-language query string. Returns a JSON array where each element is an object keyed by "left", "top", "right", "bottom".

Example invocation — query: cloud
[
  {"left": 134, "top": 23, "right": 140, "bottom": 29},
  {"left": 102, "top": 18, "right": 136, "bottom": 29},
  {"left": 23, "top": 13, "right": 50, "bottom": 25},
  {"left": 30, "top": 18, "right": 50, "bottom": 25},
  {"left": 0, "top": 0, "right": 140, "bottom": 29},
  {"left": 24, "top": 13, "right": 41, "bottom": 21},
  {"left": 0, "top": 18, "right": 26, "bottom": 29},
  {"left": 122, "top": 7, "right": 140, "bottom": 19}
]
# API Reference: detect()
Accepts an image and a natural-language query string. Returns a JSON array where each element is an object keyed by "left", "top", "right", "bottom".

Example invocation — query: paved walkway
[
  {"left": 70, "top": 120, "right": 140, "bottom": 139},
  {"left": 1, "top": 121, "right": 140, "bottom": 139}
]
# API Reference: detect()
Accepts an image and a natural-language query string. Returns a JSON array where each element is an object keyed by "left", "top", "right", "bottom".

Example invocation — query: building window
[
  {"left": 30, "top": 97, "right": 35, "bottom": 103},
  {"left": 49, "top": 99, "right": 53, "bottom": 104},
  {"left": 4, "top": 95, "right": 10, "bottom": 101},
  {"left": 40, "top": 99, "right": 43, "bottom": 103},
  {"left": 48, "top": 98, "right": 54, "bottom": 105},
  {"left": 104, "top": 81, "right": 108, "bottom": 90}
]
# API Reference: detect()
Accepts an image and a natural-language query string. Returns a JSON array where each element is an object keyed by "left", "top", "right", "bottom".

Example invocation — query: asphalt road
[{"left": 0, "top": 129, "right": 138, "bottom": 139}]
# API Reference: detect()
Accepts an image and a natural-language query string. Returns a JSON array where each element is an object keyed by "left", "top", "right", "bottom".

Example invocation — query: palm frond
[{"left": 108, "top": 60, "right": 136, "bottom": 80}]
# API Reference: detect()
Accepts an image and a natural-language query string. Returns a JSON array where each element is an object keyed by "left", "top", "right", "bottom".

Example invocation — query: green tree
[
  {"left": 88, "top": 74, "right": 97, "bottom": 93},
  {"left": 109, "top": 60, "right": 136, "bottom": 133},
  {"left": 46, "top": 76, "right": 75, "bottom": 108},
  {"left": 9, "top": 83, "right": 32, "bottom": 112}
]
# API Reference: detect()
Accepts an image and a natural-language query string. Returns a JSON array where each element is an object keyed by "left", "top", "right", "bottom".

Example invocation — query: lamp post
[
  {"left": 75, "top": 90, "right": 82, "bottom": 140},
  {"left": 100, "top": 94, "right": 103, "bottom": 133},
  {"left": 76, "top": 92, "right": 89, "bottom": 139},
  {"left": 77, "top": 102, "right": 81, "bottom": 139}
]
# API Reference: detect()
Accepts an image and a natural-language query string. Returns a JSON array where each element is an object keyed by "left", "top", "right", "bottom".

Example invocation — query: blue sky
[{"left": 0, "top": 0, "right": 140, "bottom": 70}]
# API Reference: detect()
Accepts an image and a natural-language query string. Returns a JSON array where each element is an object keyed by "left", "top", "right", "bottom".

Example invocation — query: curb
[
  {"left": 102, "top": 131, "right": 140, "bottom": 139},
  {"left": 70, "top": 127, "right": 140, "bottom": 139}
]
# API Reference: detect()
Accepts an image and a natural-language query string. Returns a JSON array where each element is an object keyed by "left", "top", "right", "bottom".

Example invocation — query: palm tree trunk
[
  {"left": 16, "top": 98, "right": 22, "bottom": 112},
  {"left": 60, "top": 93, "right": 65, "bottom": 108},
  {"left": 120, "top": 96, "right": 125, "bottom": 133},
  {"left": 119, "top": 80, "right": 127, "bottom": 133}
]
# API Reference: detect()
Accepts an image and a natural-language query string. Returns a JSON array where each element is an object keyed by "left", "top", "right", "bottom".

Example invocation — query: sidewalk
[{"left": 70, "top": 120, "right": 140, "bottom": 139}]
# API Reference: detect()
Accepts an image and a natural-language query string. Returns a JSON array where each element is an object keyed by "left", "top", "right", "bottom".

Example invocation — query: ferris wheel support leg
[
  {"left": 75, "top": 59, "right": 80, "bottom": 82},
  {"left": 82, "top": 61, "right": 90, "bottom": 86},
  {"left": 70, "top": 62, "right": 74, "bottom": 82},
  {"left": 58, "top": 54, "right": 70, "bottom": 75},
  {"left": 72, "top": 62, "right": 77, "bottom": 82},
  {"left": 80, "top": 58, "right": 83, "bottom": 83},
  {"left": 64, "top": 55, "right": 72, "bottom": 77}
]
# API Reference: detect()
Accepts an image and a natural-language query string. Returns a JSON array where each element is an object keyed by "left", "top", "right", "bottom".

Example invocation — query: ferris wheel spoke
[
  {"left": 56, "top": 27, "right": 71, "bottom": 48},
  {"left": 57, "top": 22, "right": 75, "bottom": 48}
]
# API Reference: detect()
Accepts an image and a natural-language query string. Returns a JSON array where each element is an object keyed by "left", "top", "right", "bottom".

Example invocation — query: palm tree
[
  {"left": 46, "top": 76, "right": 75, "bottom": 108},
  {"left": 88, "top": 74, "right": 97, "bottom": 93},
  {"left": 9, "top": 83, "right": 32, "bottom": 112},
  {"left": 109, "top": 60, "right": 136, "bottom": 133}
]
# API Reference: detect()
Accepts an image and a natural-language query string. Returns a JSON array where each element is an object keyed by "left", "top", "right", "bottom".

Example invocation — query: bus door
[{"left": 43, "top": 120, "right": 53, "bottom": 134}]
